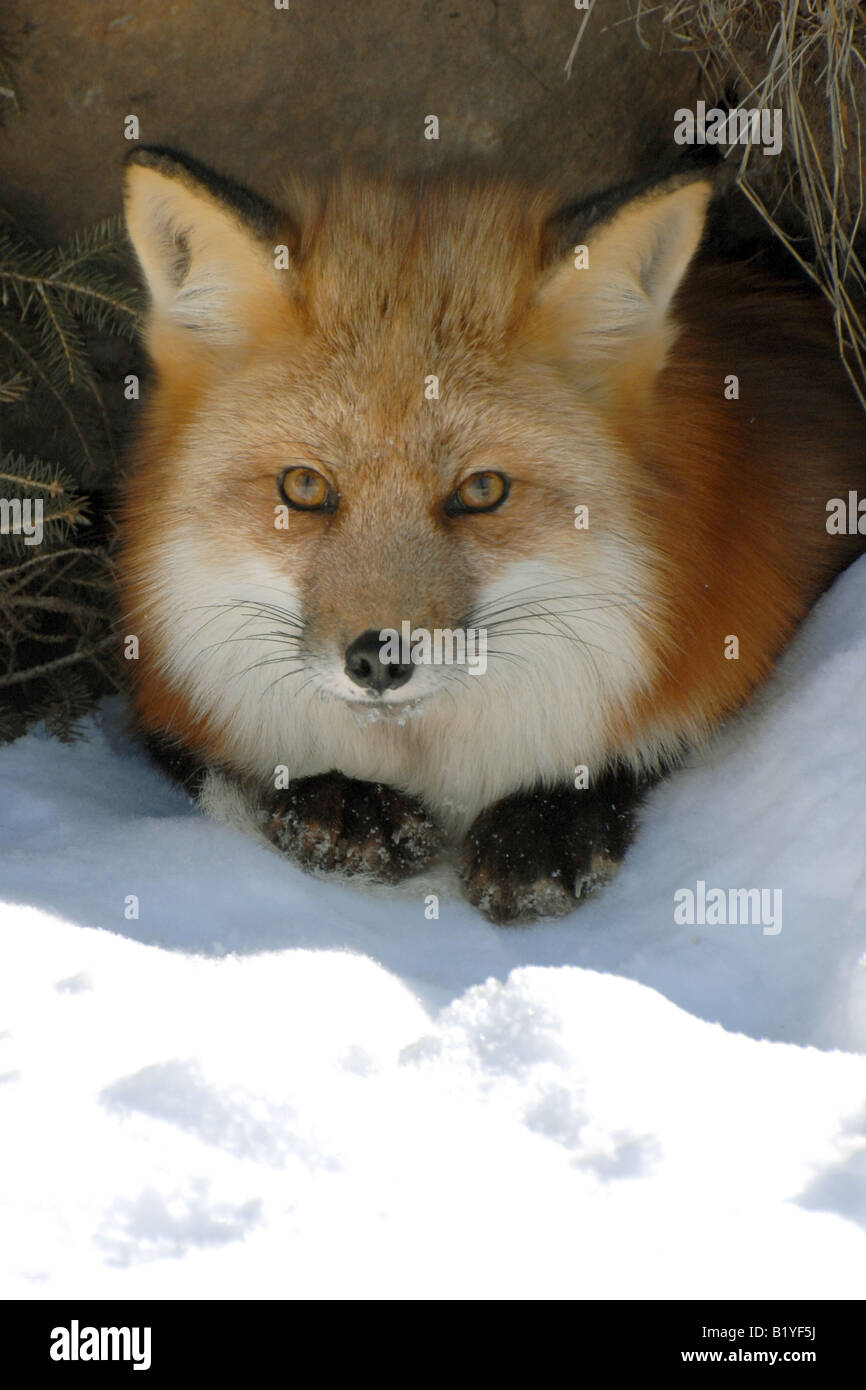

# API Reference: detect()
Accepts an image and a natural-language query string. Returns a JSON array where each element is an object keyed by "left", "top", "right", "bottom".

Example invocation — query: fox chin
[{"left": 117, "top": 147, "right": 866, "bottom": 923}]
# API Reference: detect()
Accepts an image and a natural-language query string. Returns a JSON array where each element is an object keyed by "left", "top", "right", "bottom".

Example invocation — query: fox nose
[{"left": 345, "top": 629, "right": 413, "bottom": 694}]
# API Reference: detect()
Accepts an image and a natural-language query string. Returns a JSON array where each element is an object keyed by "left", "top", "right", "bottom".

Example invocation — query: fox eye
[
  {"left": 279, "top": 466, "right": 335, "bottom": 512},
  {"left": 446, "top": 471, "right": 509, "bottom": 516}
]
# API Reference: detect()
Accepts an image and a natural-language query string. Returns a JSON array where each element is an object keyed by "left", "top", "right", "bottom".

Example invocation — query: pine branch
[
  {"left": 35, "top": 281, "right": 93, "bottom": 387},
  {"left": 53, "top": 216, "right": 133, "bottom": 274},
  {"left": 0, "top": 225, "right": 141, "bottom": 339},
  {"left": 0, "top": 369, "right": 28, "bottom": 401},
  {"left": 0, "top": 545, "right": 111, "bottom": 581},
  {"left": 0, "top": 189, "right": 138, "bottom": 740},
  {"left": 0, "top": 451, "right": 91, "bottom": 558},
  {"left": 0, "top": 633, "right": 116, "bottom": 690},
  {"left": 0, "top": 317, "right": 102, "bottom": 474}
]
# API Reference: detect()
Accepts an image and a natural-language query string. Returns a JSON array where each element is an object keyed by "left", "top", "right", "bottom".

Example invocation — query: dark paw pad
[
  {"left": 460, "top": 778, "right": 641, "bottom": 925},
  {"left": 270, "top": 771, "right": 442, "bottom": 883}
]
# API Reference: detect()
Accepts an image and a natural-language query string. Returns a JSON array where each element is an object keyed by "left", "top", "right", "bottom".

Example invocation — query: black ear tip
[
  {"left": 540, "top": 165, "right": 716, "bottom": 269},
  {"left": 123, "top": 145, "right": 188, "bottom": 175},
  {"left": 121, "top": 147, "right": 280, "bottom": 237}
]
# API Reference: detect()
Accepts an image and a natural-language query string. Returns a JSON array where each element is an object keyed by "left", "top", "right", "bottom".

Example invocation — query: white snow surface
[{"left": 3, "top": 558, "right": 866, "bottom": 1300}]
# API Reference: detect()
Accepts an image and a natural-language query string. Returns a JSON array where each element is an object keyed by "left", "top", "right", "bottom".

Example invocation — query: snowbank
[{"left": 2, "top": 557, "right": 866, "bottom": 1298}]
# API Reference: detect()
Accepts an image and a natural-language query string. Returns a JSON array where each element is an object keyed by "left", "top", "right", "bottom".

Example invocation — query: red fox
[{"left": 118, "top": 147, "right": 866, "bottom": 923}]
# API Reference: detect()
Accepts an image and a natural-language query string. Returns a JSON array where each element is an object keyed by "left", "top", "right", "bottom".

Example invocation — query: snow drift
[{"left": 2, "top": 557, "right": 866, "bottom": 1299}]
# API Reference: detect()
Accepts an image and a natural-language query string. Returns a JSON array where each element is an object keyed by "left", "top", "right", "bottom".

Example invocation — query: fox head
[{"left": 119, "top": 149, "right": 714, "bottom": 825}]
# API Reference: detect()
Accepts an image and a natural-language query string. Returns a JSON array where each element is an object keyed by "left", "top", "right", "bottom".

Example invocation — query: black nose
[{"left": 345, "top": 629, "right": 413, "bottom": 694}]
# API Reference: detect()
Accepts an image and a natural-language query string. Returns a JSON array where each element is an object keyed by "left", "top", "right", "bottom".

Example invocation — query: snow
[{"left": 2, "top": 557, "right": 866, "bottom": 1299}]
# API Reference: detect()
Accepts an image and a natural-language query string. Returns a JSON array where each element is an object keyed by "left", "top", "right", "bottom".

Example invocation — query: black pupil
[
  {"left": 472, "top": 475, "right": 494, "bottom": 500},
  {"left": 292, "top": 470, "right": 321, "bottom": 502}
]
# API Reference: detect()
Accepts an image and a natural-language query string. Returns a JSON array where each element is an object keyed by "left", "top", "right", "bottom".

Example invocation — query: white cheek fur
[{"left": 138, "top": 534, "right": 661, "bottom": 835}]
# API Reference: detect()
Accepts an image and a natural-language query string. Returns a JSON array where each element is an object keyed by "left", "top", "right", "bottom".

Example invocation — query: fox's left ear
[
  {"left": 124, "top": 147, "right": 291, "bottom": 360},
  {"left": 534, "top": 176, "right": 713, "bottom": 376}
]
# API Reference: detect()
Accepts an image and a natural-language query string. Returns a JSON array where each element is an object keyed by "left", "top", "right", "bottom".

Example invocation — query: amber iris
[
  {"left": 452, "top": 471, "right": 509, "bottom": 513},
  {"left": 280, "top": 467, "right": 332, "bottom": 511}
]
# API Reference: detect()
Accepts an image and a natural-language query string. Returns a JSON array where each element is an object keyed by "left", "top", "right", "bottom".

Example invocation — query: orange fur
[
  {"left": 117, "top": 154, "right": 866, "bottom": 807},
  {"left": 616, "top": 265, "right": 866, "bottom": 755}
]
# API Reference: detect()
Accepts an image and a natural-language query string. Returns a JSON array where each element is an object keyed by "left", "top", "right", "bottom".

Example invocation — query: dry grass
[{"left": 572, "top": 1, "right": 866, "bottom": 409}]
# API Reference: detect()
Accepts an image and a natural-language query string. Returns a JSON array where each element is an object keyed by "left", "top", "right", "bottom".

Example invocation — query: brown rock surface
[{"left": 1, "top": 0, "right": 703, "bottom": 239}]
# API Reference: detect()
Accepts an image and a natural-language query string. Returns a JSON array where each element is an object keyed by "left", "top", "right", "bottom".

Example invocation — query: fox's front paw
[
  {"left": 270, "top": 771, "right": 442, "bottom": 883},
  {"left": 459, "top": 775, "right": 647, "bottom": 925}
]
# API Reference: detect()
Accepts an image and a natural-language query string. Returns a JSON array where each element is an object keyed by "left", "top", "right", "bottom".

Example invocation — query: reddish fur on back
[{"left": 613, "top": 264, "right": 866, "bottom": 755}]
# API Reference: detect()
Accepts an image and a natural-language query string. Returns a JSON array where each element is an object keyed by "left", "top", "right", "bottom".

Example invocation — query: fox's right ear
[
  {"left": 123, "top": 148, "right": 292, "bottom": 359},
  {"left": 532, "top": 174, "right": 713, "bottom": 394}
]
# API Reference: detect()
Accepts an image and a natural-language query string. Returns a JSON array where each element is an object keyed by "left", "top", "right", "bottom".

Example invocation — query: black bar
[{"left": 3, "top": 1299, "right": 861, "bottom": 1373}]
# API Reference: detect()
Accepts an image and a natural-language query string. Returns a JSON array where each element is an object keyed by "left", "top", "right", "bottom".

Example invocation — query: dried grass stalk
[{"left": 573, "top": 1, "right": 866, "bottom": 408}]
